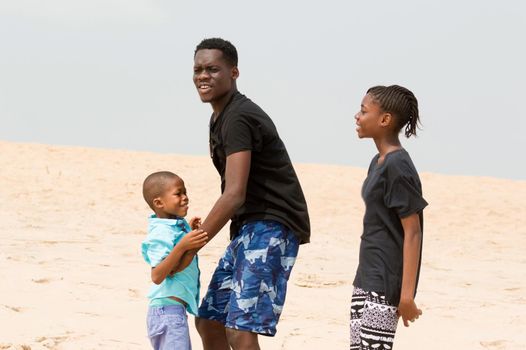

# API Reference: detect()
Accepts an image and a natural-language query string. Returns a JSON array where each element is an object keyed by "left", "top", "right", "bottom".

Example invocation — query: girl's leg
[
  {"left": 359, "top": 291, "right": 399, "bottom": 349},
  {"left": 350, "top": 287, "right": 368, "bottom": 350}
]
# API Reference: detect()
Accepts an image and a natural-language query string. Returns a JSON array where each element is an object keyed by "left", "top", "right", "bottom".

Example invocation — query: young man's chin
[
  {"left": 199, "top": 95, "right": 213, "bottom": 103},
  {"left": 196, "top": 90, "right": 213, "bottom": 102}
]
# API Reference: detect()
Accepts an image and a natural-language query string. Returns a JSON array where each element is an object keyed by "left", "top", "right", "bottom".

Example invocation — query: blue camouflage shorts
[{"left": 198, "top": 220, "right": 299, "bottom": 336}]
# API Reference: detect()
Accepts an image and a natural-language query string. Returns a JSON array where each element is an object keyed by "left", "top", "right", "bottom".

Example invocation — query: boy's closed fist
[{"left": 189, "top": 217, "right": 202, "bottom": 230}]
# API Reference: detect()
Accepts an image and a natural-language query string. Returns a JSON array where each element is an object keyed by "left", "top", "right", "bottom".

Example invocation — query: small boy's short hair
[{"left": 142, "top": 171, "right": 180, "bottom": 210}]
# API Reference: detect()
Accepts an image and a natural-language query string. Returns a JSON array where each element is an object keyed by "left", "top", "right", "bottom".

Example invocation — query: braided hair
[{"left": 367, "top": 85, "right": 421, "bottom": 138}]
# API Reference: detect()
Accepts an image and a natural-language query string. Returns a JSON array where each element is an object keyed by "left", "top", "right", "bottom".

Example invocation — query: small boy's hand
[
  {"left": 189, "top": 217, "right": 202, "bottom": 230},
  {"left": 180, "top": 229, "right": 208, "bottom": 250},
  {"left": 397, "top": 298, "right": 422, "bottom": 327}
]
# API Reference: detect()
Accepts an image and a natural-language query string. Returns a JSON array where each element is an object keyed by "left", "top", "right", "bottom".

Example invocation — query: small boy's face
[{"left": 155, "top": 177, "right": 189, "bottom": 219}]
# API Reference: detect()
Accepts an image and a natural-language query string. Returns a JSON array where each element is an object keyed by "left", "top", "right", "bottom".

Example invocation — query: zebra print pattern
[{"left": 350, "top": 287, "right": 399, "bottom": 350}]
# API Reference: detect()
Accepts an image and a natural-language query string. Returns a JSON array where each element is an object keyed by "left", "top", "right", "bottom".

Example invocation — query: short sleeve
[
  {"left": 222, "top": 115, "right": 262, "bottom": 156},
  {"left": 141, "top": 226, "right": 184, "bottom": 267},
  {"left": 384, "top": 175, "right": 428, "bottom": 218}
]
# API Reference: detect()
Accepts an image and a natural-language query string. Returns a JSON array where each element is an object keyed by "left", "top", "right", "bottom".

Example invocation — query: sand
[{"left": 1, "top": 140, "right": 525, "bottom": 349}]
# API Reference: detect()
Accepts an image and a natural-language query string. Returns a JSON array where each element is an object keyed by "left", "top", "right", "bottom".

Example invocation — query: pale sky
[{"left": 1, "top": 0, "right": 525, "bottom": 179}]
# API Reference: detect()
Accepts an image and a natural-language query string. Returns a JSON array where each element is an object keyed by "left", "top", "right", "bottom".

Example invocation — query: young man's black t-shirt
[
  {"left": 353, "top": 149, "right": 427, "bottom": 305},
  {"left": 208, "top": 91, "right": 310, "bottom": 244}
]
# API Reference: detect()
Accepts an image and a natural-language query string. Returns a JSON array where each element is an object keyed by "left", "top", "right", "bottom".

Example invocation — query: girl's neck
[{"left": 374, "top": 135, "right": 402, "bottom": 161}]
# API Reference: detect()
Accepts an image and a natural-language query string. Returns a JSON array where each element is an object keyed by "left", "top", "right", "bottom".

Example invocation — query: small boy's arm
[
  {"left": 151, "top": 229, "right": 207, "bottom": 284},
  {"left": 151, "top": 241, "right": 188, "bottom": 285},
  {"left": 172, "top": 249, "right": 198, "bottom": 273}
]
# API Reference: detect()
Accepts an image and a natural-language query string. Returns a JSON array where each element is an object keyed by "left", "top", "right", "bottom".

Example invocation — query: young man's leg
[
  {"left": 224, "top": 221, "right": 299, "bottom": 339},
  {"left": 225, "top": 328, "right": 260, "bottom": 350},
  {"left": 196, "top": 241, "right": 235, "bottom": 350},
  {"left": 195, "top": 317, "right": 260, "bottom": 350},
  {"left": 195, "top": 318, "right": 230, "bottom": 350},
  {"left": 198, "top": 221, "right": 299, "bottom": 349}
]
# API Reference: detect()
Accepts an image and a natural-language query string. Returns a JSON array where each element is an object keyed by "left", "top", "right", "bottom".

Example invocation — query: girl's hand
[
  {"left": 189, "top": 217, "right": 202, "bottom": 230},
  {"left": 397, "top": 298, "right": 422, "bottom": 327},
  {"left": 179, "top": 229, "right": 208, "bottom": 250}
]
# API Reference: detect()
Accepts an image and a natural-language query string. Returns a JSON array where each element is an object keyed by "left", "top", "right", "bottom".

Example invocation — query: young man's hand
[
  {"left": 179, "top": 229, "right": 208, "bottom": 251},
  {"left": 397, "top": 298, "right": 422, "bottom": 327},
  {"left": 189, "top": 216, "right": 202, "bottom": 230}
]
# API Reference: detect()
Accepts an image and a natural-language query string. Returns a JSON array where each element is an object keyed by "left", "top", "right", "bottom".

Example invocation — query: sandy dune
[{"left": 1, "top": 140, "right": 525, "bottom": 349}]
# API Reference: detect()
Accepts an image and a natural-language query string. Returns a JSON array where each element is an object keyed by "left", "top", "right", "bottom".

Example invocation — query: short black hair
[
  {"left": 142, "top": 171, "right": 180, "bottom": 211},
  {"left": 194, "top": 37, "right": 238, "bottom": 67}
]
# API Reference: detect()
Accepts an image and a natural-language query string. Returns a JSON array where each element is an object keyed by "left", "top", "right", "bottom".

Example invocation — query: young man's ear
[
  {"left": 231, "top": 66, "right": 239, "bottom": 80},
  {"left": 152, "top": 197, "right": 163, "bottom": 209}
]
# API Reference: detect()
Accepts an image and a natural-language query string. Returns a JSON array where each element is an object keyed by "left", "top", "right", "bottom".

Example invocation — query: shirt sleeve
[
  {"left": 222, "top": 114, "right": 263, "bottom": 156},
  {"left": 141, "top": 226, "right": 184, "bottom": 267},
  {"left": 384, "top": 175, "right": 428, "bottom": 218}
]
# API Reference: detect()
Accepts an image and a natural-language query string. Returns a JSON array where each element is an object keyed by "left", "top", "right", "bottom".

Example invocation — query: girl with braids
[{"left": 350, "top": 85, "right": 428, "bottom": 350}]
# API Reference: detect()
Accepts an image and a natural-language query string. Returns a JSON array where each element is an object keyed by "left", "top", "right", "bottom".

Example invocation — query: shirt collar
[
  {"left": 209, "top": 90, "right": 240, "bottom": 129},
  {"left": 148, "top": 213, "right": 185, "bottom": 226}
]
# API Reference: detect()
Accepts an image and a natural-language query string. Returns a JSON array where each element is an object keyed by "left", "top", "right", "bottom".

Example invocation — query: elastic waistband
[
  {"left": 148, "top": 304, "right": 186, "bottom": 316},
  {"left": 240, "top": 219, "right": 286, "bottom": 230}
]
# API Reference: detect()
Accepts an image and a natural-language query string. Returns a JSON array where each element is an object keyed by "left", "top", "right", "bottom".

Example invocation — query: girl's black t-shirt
[
  {"left": 209, "top": 91, "right": 310, "bottom": 244},
  {"left": 353, "top": 148, "right": 428, "bottom": 305}
]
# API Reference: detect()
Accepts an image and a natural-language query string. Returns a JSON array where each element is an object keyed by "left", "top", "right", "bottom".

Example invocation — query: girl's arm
[
  {"left": 151, "top": 229, "right": 207, "bottom": 285},
  {"left": 398, "top": 212, "right": 423, "bottom": 327}
]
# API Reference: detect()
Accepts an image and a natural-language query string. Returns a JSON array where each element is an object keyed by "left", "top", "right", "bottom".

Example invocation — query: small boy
[{"left": 141, "top": 171, "right": 208, "bottom": 350}]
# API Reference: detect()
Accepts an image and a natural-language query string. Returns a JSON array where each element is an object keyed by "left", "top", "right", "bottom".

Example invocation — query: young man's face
[
  {"left": 193, "top": 49, "right": 238, "bottom": 105},
  {"left": 156, "top": 177, "right": 189, "bottom": 219}
]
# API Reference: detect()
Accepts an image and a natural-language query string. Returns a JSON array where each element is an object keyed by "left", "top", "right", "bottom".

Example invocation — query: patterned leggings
[{"left": 350, "top": 287, "right": 399, "bottom": 350}]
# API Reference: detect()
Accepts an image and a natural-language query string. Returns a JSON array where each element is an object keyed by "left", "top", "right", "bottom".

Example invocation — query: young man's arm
[
  {"left": 172, "top": 151, "right": 250, "bottom": 272},
  {"left": 202, "top": 150, "right": 251, "bottom": 241},
  {"left": 151, "top": 229, "right": 207, "bottom": 284},
  {"left": 397, "top": 213, "right": 423, "bottom": 326}
]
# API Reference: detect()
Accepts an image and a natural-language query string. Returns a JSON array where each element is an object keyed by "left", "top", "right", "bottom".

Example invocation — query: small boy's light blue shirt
[{"left": 141, "top": 214, "right": 200, "bottom": 316}]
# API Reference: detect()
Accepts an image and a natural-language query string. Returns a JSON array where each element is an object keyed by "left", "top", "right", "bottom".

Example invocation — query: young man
[{"left": 192, "top": 38, "right": 311, "bottom": 350}]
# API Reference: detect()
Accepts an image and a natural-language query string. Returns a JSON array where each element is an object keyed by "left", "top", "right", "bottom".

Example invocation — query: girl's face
[{"left": 354, "top": 94, "right": 384, "bottom": 139}]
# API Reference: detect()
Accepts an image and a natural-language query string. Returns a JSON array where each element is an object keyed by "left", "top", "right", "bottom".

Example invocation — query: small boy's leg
[
  {"left": 164, "top": 311, "right": 191, "bottom": 350},
  {"left": 147, "top": 305, "right": 191, "bottom": 350}
]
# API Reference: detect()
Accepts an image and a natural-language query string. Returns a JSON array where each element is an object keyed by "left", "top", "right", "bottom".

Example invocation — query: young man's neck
[{"left": 211, "top": 88, "right": 237, "bottom": 121}]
